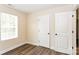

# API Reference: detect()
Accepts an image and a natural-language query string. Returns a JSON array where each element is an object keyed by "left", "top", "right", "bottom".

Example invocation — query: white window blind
[{"left": 0, "top": 13, "right": 18, "bottom": 40}]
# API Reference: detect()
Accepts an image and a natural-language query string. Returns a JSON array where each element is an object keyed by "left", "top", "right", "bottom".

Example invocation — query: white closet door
[
  {"left": 38, "top": 15, "right": 49, "bottom": 48},
  {"left": 54, "top": 11, "right": 73, "bottom": 54}
]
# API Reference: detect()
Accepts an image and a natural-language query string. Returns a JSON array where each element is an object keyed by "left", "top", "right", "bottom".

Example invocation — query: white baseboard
[
  {"left": 26, "top": 42, "right": 39, "bottom": 46},
  {"left": 0, "top": 41, "right": 27, "bottom": 55}
]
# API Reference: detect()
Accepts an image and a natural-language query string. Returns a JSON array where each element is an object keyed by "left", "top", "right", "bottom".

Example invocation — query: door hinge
[
  {"left": 72, "top": 47, "right": 74, "bottom": 49},
  {"left": 72, "top": 15, "right": 74, "bottom": 17}
]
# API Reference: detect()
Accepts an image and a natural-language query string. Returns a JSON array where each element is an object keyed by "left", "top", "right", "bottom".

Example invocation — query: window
[{"left": 0, "top": 13, "right": 18, "bottom": 40}]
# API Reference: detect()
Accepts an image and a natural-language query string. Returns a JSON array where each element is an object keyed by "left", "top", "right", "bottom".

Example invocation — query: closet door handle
[
  {"left": 72, "top": 30, "right": 74, "bottom": 33},
  {"left": 55, "top": 33, "right": 58, "bottom": 35},
  {"left": 48, "top": 33, "right": 50, "bottom": 35}
]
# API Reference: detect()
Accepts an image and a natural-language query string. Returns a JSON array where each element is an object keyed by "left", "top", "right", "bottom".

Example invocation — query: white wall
[{"left": 0, "top": 5, "right": 28, "bottom": 54}]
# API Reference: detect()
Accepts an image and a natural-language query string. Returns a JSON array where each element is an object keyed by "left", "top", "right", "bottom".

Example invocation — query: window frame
[{"left": 0, "top": 12, "right": 18, "bottom": 40}]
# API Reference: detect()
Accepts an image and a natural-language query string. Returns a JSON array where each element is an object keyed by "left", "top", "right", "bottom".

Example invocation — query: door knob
[
  {"left": 48, "top": 33, "right": 50, "bottom": 35},
  {"left": 55, "top": 33, "right": 57, "bottom": 35},
  {"left": 72, "top": 30, "right": 74, "bottom": 33}
]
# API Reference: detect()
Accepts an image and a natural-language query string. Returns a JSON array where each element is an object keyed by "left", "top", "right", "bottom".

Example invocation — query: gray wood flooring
[
  {"left": 77, "top": 47, "right": 79, "bottom": 55},
  {"left": 2, "top": 44, "right": 67, "bottom": 55}
]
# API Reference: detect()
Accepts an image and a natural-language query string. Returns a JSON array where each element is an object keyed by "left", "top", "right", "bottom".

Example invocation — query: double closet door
[{"left": 38, "top": 11, "right": 75, "bottom": 54}]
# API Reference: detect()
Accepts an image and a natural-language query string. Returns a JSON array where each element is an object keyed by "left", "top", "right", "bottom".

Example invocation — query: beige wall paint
[{"left": 0, "top": 5, "right": 28, "bottom": 52}]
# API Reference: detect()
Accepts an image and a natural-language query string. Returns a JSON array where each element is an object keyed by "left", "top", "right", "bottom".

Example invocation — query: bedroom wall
[{"left": 0, "top": 5, "right": 28, "bottom": 54}]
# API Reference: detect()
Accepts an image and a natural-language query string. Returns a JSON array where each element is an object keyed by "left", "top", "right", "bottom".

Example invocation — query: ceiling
[{"left": 7, "top": 4, "right": 71, "bottom": 13}]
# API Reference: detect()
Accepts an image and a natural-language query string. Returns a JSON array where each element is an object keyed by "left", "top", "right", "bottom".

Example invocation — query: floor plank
[
  {"left": 2, "top": 44, "right": 67, "bottom": 55},
  {"left": 77, "top": 47, "right": 79, "bottom": 55}
]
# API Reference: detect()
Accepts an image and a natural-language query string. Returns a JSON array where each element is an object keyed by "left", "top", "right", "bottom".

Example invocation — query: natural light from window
[{"left": 0, "top": 12, "right": 18, "bottom": 40}]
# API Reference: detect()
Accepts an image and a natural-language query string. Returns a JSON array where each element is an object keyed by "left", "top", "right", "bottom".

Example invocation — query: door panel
[
  {"left": 54, "top": 11, "right": 72, "bottom": 54},
  {"left": 38, "top": 15, "right": 49, "bottom": 48}
]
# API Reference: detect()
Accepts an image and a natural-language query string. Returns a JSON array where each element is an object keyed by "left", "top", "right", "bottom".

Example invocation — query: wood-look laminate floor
[
  {"left": 77, "top": 47, "right": 79, "bottom": 55},
  {"left": 2, "top": 44, "right": 67, "bottom": 55}
]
